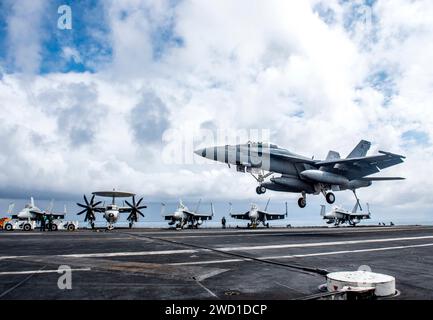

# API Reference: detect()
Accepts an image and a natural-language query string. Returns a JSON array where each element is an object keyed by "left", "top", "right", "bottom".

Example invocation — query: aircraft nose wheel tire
[
  {"left": 23, "top": 224, "right": 31, "bottom": 231},
  {"left": 67, "top": 224, "right": 75, "bottom": 232},
  {"left": 325, "top": 192, "right": 336, "bottom": 204},
  {"left": 5, "top": 224, "right": 12, "bottom": 231},
  {"left": 298, "top": 197, "right": 306, "bottom": 208},
  {"left": 51, "top": 224, "right": 58, "bottom": 231}
]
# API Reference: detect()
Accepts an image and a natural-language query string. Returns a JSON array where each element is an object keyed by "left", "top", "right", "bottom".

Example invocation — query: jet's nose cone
[{"left": 194, "top": 148, "right": 205, "bottom": 157}]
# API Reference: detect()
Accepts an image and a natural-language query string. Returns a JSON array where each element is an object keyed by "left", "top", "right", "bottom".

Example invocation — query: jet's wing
[
  {"left": 230, "top": 211, "right": 251, "bottom": 220},
  {"left": 183, "top": 210, "right": 213, "bottom": 220},
  {"left": 162, "top": 213, "right": 176, "bottom": 220},
  {"left": 315, "top": 151, "right": 405, "bottom": 177},
  {"left": 258, "top": 211, "right": 286, "bottom": 220},
  {"left": 50, "top": 214, "right": 65, "bottom": 219},
  {"left": 359, "top": 177, "right": 405, "bottom": 181},
  {"left": 346, "top": 212, "right": 371, "bottom": 219}
]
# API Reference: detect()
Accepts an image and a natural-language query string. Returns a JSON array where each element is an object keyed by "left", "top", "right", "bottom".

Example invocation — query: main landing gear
[
  {"left": 297, "top": 191, "right": 336, "bottom": 208},
  {"left": 256, "top": 185, "right": 266, "bottom": 195},
  {"left": 325, "top": 192, "right": 335, "bottom": 204}
]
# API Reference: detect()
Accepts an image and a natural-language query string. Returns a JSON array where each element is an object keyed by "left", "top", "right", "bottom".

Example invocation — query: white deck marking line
[
  {"left": 217, "top": 235, "right": 433, "bottom": 251},
  {"left": 168, "top": 242, "right": 433, "bottom": 266},
  {"left": 261, "top": 243, "right": 433, "bottom": 259},
  {"left": 0, "top": 249, "right": 198, "bottom": 260},
  {"left": 0, "top": 268, "right": 91, "bottom": 275},
  {"left": 196, "top": 281, "right": 218, "bottom": 298}
]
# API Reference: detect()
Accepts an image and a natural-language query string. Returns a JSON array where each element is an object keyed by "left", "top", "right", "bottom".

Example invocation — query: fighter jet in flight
[
  {"left": 194, "top": 140, "right": 405, "bottom": 208},
  {"left": 321, "top": 202, "right": 371, "bottom": 226},
  {"left": 229, "top": 198, "right": 287, "bottom": 228},
  {"left": 161, "top": 199, "right": 214, "bottom": 229}
]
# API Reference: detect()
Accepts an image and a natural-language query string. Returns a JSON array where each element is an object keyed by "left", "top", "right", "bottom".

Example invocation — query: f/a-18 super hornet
[
  {"left": 194, "top": 140, "right": 405, "bottom": 208},
  {"left": 321, "top": 202, "right": 371, "bottom": 226},
  {"left": 229, "top": 198, "right": 287, "bottom": 228},
  {"left": 161, "top": 199, "right": 214, "bottom": 229},
  {"left": 11, "top": 197, "right": 66, "bottom": 220},
  {"left": 77, "top": 190, "right": 146, "bottom": 230}
]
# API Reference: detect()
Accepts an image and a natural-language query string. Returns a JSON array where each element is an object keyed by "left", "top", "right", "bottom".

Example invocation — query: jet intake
[{"left": 300, "top": 170, "right": 349, "bottom": 186}]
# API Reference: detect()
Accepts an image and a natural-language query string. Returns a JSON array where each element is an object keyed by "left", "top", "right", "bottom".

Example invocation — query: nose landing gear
[{"left": 297, "top": 192, "right": 307, "bottom": 208}]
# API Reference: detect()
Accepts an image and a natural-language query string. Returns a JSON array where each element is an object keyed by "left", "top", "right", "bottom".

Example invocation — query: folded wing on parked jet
[{"left": 183, "top": 210, "right": 213, "bottom": 220}]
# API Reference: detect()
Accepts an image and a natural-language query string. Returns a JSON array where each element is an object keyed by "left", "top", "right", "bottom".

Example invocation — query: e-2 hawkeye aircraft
[
  {"left": 321, "top": 202, "right": 371, "bottom": 226},
  {"left": 194, "top": 140, "right": 405, "bottom": 208},
  {"left": 229, "top": 198, "right": 288, "bottom": 228},
  {"left": 77, "top": 191, "right": 146, "bottom": 230}
]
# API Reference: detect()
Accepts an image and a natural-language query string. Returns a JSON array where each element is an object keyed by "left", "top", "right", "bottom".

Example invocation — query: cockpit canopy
[{"left": 244, "top": 141, "right": 278, "bottom": 148}]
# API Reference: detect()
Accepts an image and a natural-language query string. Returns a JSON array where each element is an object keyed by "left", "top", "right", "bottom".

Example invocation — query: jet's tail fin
[
  {"left": 160, "top": 203, "right": 166, "bottom": 216},
  {"left": 320, "top": 205, "right": 326, "bottom": 216},
  {"left": 346, "top": 140, "right": 371, "bottom": 159},
  {"left": 326, "top": 151, "right": 340, "bottom": 160},
  {"left": 47, "top": 199, "right": 54, "bottom": 213},
  {"left": 264, "top": 198, "right": 271, "bottom": 211},
  {"left": 7, "top": 203, "right": 15, "bottom": 214},
  {"left": 210, "top": 202, "right": 215, "bottom": 216},
  {"left": 194, "top": 199, "right": 202, "bottom": 212},
  {"left": 352, "top": 202, "right": 359, "bottom": 213}
]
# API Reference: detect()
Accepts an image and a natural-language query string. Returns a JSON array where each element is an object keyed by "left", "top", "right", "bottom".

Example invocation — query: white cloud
[{"left": 5, "top": 0, "right": 47, "bottom": 73}]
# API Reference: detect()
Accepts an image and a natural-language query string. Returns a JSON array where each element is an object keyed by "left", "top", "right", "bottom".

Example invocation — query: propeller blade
[
  {"left": 77, "top": 209, "right": 87, "bottom": 215},
  {"left": 136, "top": 198, "right": 143, "bottom": 207},
  {"left": 132, "top": 196, "right": 136, "bottom": 206},
  {"left": 84, "top": 194, "right": 89, "bottom": 205},
  {"left": 77, "top": 203, "right": 88, "bottom": 209},
  {"left": 138, "top": 210, "right": 144, "bottom": 217},
  {"left": 90, "top": 194, "right": 95, "bottom": 205},
  {"left": 125, "top": 200, "right": 133, "bottom": 208},
  {"left": 137, "top": 206, "right": 147, "bottom": 210},
  {"left": 92, "top": 201, "right": 102, "bottom": 207}
]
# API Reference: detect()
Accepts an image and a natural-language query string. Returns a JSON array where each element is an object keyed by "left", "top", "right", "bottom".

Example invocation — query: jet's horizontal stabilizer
[{"left": 326, "top": 151, "right": 340, "bottom": 160}]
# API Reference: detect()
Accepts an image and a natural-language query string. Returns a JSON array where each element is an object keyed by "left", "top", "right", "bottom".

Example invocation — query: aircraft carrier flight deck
[{"left": 1, "top": 225, "right": 433, "bottom": 300}]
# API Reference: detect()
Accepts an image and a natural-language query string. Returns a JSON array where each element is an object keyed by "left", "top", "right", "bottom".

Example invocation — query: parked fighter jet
[
  {"left": 229, "top": 199, "right": 287, "bottom": 228},
  {"left": 321, "top": 202, "right": 371, "bottom": 226},
  {"left": 11, "top": 197, "right": 65, "bottom": 220},
  {"left": 77, "top": 191, "right": 146, "bottom": 230},
  {"left": 194, "top": 140, "right": 405, "bottom": 208},
  {"left": 161, "top": 199, "right": 214, "bottom": 229}
]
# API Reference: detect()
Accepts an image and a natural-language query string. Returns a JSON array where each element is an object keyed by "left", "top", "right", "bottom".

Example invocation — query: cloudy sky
[{"left": 0, "top": 0, "right": 432, "bottom": 217}]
